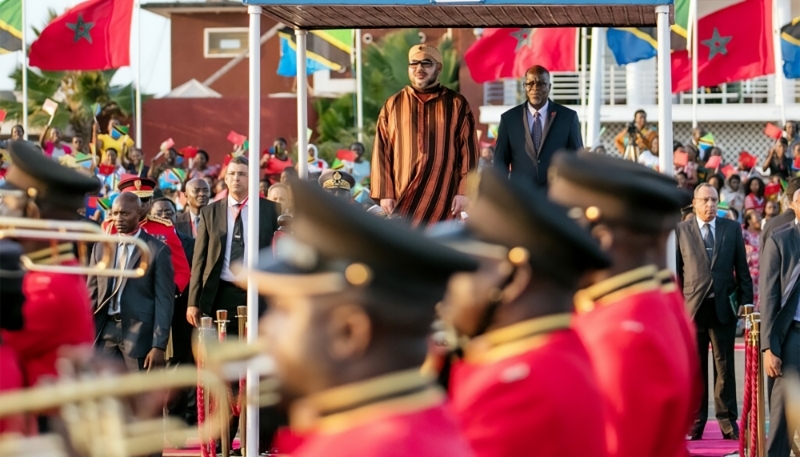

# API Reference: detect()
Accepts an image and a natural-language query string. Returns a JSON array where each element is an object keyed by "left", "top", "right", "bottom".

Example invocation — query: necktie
[
  {"left": 703, "top": 223, "right": 714, "bottom": 262},
  {"left": 193, "top": 215, "right": 200, "bottom": 237},
  {"left": 230, "top": 203, "right": 245, "bottom": 263},
  {"left": 532, "top": 111, "right": 543, "bottom": 152},
  {"left": 111, "top": 243, "right": 128, "bottom": 313}
]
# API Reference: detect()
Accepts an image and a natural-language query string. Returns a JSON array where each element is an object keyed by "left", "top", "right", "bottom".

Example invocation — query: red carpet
[{"left": 687, "top": 422, "right": 739, "bottom": 457}]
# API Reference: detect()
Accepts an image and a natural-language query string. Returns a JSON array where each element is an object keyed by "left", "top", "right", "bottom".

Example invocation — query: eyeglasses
[
  {"left": 408, "top": 60, "right": 434, "bottom": 69},
  {"left": 695, "top": 197, "right": 719, "bottom": 204},
  {"left": 524, "top": 81, "right": 549, "bottom": 89}
]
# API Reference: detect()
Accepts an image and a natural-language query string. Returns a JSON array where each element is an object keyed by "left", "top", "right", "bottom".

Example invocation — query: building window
[{"left": 204, "top": 28, "right": 248, "bottom": 58}]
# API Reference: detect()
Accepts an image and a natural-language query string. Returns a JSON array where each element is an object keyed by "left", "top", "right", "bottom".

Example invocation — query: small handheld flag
[
  {"left": 764, "top": 123, "right": 783, "bottom": 140},
  {"left": 42, "top": 98, "right": 58, "bottom": 126},
  {"left": 227, "top": 131, "right": 247, "bottom": 146},
  {"left": 336, "top": 150, "right": 357, "bottom": 162},
  {"left": 705, "top": 155, "right": 722, "bottom": 170}
]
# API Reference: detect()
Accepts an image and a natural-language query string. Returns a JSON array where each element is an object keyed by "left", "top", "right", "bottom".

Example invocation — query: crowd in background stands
[{"left": 0, "top": 120, "right": 374, "bottom": 221}]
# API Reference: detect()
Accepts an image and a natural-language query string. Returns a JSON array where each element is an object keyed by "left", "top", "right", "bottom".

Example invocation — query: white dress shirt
[
  {"left": 109, "top": 229, "right": 140, "bottom": 314},
  {"left": 526, "top": 100, "right": 549, "bottom": 134},
  {"left": 220, "top": 195, "right": 249, "bottom": 282},
  {"left": 696, "top": 216, "right": 716, "bottom": 235}
]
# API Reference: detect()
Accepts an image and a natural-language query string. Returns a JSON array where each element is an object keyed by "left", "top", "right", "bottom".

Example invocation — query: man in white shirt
[
  {"left": 88, "top": 193, "right": 174, "bottom": 372},
  {"left": 187, "top": 156, "right": 280, "bottom": 328},
  {"left": 759, "top": 188, "right": 800, "bottom": 457}
]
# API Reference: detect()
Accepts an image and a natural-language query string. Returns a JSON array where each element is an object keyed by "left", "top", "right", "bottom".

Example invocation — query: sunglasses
[{"left": 409, "top": 60, "right": 434, "bottom": 69}]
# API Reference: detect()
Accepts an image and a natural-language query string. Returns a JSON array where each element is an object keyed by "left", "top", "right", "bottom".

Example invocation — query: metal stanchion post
[
  {"left": 752, "top": 313, "right": 766, "bottom": 457},
  {"left": 236, "top": 305, "right": 248, "bottom": 456},
  {"left": 198, "top": 316, "right": 215, "bottom": 457},
  {"left": 216, "top": 311, "right": 230, "bottom": 457}
]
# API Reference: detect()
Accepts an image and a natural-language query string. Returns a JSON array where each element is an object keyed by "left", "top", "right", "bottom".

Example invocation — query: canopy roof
[{"left": 245, "top": 0, "right": 673, "bottom": 29}]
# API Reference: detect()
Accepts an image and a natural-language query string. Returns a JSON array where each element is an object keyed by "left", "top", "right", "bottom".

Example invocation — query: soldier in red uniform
[
  {"left": 0, "top": 141, "right": 100, "bottom": 433},
  {"left": 548, "top": 152, "right": 698, "bottom": 457},
  {"left": 237, "top": 179, "right": 478, "bottom": 457},
  {"left": 102, "top": 176, "right": 190, "bottom": 293},
  {"left": 428, "top": 169, "right": 610, "bottom": 457},
  {"left": 0, "top": 240, "right": 27, "bottom": 434}
]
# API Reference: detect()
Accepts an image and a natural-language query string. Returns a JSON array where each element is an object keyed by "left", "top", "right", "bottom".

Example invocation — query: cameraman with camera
[{"left": 614, "top": 109, "right": 657, "bottom": 156}]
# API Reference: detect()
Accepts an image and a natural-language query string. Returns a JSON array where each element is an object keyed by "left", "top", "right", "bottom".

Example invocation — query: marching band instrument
[
  {"left": 0, "top": 216, "right": 150, "bottom": 278},
  {"left": 0, "top": 336, "right": 280, "bottom": 457}
]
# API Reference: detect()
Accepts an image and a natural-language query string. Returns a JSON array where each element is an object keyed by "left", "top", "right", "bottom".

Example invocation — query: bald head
[
  {"left": 524, "top": 65, "right": 551, "bottom": 109},
  {"left": 112, "top": 193, "right": 142, "bottom": 234},
  {"left": 185, "top": 178, "right": 211, "bottom": 210}
]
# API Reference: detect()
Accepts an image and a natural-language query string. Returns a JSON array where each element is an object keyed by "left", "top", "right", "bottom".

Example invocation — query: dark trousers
[
  {"left": 167, "top": 293, "right": 197, "bottom": 427},
  {"left": 98, "top": 317, "right": 146, "bottom": 372},
  {"left": 693, "top": 297, "right": 739, "bottom": 435},
  {"left": 767, "top": 324, "right": 800, "bottom": 457}
]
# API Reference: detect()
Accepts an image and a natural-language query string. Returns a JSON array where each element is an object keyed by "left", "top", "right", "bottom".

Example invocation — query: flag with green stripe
[
  {"left": 277, "top": 27, "right": 353, "bottom": 76},
  {"left": 0, "top": 0, "right": 22, "bottom": 54},
  {"left": 671, "top": 0, "right": 689, "bottom": 50}
]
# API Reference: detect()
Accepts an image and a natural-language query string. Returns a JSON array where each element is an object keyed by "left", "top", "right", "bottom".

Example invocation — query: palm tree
[{"left": 314, "top": 29, "right": 460, "bottom": 162}]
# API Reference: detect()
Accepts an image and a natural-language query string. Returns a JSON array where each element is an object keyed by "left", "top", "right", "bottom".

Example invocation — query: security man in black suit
[
  {"left": 761, "top": 177, "right": 800, "bottom": 248},
  {"left": 676, "top": 182, "right": 754, "bottom": 440},
  {"left": 760, "top": 188, "right": 800, "bottom": 457},
  {"left": 493, "top": 65, "right": 583, "bottom": 188}
]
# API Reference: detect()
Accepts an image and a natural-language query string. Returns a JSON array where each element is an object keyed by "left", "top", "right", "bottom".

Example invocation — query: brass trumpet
[
  {"left": 0, "top": 216, "right": 150, "bottom": 278},
  {"left": 0, "top": 339, "right": 280, "bottom": 457}
]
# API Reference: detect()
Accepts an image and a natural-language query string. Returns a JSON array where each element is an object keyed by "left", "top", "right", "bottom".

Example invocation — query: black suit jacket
[
  {"left": 176, "top": 210, "right": 200, "bottom": 237},
  {"left": 676, "top": 217, "right": 754, "bottom": 324},
  {"left": 493, "top": 100, "right": 583, "bottom": 188},
  {"left": 759, "top": 222, "right": 800, "bottom": 358},
  {"left": 88, "top": 231, "right": 175, "bottom": 358},
  {"left": 760, "top": 210, "right": 795, "bottom": 247},
  {"left": 171, "top": 230, "right": 195, "bottom": 362},
  {"left": 188, "top": 198, "right": 279, "bottom": 316}
]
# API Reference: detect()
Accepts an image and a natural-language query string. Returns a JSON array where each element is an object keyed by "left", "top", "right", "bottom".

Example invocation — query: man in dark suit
[
  {"left": 676, "top": 183, "right": 754, "bottom": 440},
  {"left": 761, "top": 177, "right": 800, "bottom": 247},
  {"left": 760, "top": 188, "right": 800, "bottom": 457},
  {"left": 89, "top": 193, "right": 175, "bottom": 372},
  {"left": 152, "top": 197, "right": 197, "bottom": 427},
  {"left": 186, "top": 155, "right": 279, "bottom": 454},
  {"left": 493, "top": 65, "right": 583, "bottom": 188},
  {"left": 176, "top": 178, "right": 211, "bottom": 237},
  {"left": 187, "top": 156, "right": 279, "bottom": 326}
]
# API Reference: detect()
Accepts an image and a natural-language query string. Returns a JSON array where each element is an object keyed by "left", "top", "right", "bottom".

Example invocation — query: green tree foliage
[{"left": 314, "top": 29, "right": 460, "bottom": 163}]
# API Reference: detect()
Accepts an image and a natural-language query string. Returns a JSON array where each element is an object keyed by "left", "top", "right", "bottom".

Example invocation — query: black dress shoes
[{"left": 722, "top": 430, "right": 740, "bottom": 440}]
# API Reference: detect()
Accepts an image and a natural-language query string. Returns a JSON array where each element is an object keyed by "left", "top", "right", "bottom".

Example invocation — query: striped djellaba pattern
[{"left": 370, "top": 85, "right": 479, "bottom": 228}]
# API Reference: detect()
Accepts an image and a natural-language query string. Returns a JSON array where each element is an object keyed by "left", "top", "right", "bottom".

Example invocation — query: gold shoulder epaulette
[{"left": 148, "top": 214, "right": 173, "bottom": 227}]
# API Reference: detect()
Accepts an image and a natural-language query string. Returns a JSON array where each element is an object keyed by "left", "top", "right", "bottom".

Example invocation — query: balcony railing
[{"left": 483, "top": 65, "right": 782, "bottom": 107}]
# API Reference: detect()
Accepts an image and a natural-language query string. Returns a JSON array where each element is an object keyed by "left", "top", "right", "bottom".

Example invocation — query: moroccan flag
[
  {"left": 277, "top": 27, "right": 353, "bottom": 77},
  {"left": 781, "top": 17, "right": 800, "bottom": 78},
  {"left": 29, "top": 0, "right": 133, "bottom": 71},
  {"left": 671, "top": 0, "right": 773, "bottom": 93},
  {"left": 464, "top": 28, "right": 577, "bottom": 83},
  {"left": 0, "top": 0, "right": 21, "bottom": 54}
]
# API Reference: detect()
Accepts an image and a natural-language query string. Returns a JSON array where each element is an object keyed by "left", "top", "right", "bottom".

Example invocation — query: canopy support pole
[
  {"left": 586, "top": 27, "right": 604, "bottom": 149},
  {"left": 296, "top": 29, "right": 309, "bottom": 179},
  {"left": 21, "top": 0, "right": 28, "bottom": 136},
  {"left": 245, "top": 6, "right": 262, "bottom": 457},
  {"left": 656, "top": 4, "right": 676, "bottom": 273},
  {"left": 134, "top": 0, "right": 143, "bottom": 146}
]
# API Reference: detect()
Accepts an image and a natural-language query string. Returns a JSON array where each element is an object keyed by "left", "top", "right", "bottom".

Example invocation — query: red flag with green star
[
  {"left": 464, "top": 28, "right": 577, "bottom": 83},
  {"left": 671, "top": 0, "right": 773, "bottom": 93},
  {"left": 29, "top": 0, "right": 133, "bottom": 71}
]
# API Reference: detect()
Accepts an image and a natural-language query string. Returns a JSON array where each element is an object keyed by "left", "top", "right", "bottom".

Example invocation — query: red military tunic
[
  {"left": 103, "top": 215, "right": 190, "bottom": 292},
  {"left": 289, "top": 370, "right": 474, "bottom": 457},
  {"left": 0, "top": 344, "right": 26, "bottom": 433},
  {"left": 573, "top": 265, "right": 695, "bottom": 457},
  {"left": 656, "top": 269, "right": 702, "bottom": 433},
  {"left": 449, "top": 313, "right": 607, "bottom": 457},
  {"left": 1, "top": 245, "right": 95, "bottom": 386}
]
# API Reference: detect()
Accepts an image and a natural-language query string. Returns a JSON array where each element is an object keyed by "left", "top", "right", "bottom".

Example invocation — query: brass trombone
[
  {"left": 0, "top": 216, "right": 150, "bottom": 278},
  {"left": 0, "top": 339, "right": 280, "bottom": 457}
]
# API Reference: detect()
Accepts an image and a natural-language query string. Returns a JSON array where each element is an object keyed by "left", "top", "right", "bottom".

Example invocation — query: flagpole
[
  {"left": 579, "top": 27, "right": 588, "bottom": 141},
  {"left": 690, "top": 0, "right": 698, "bottom": 128},
  {"left": 656, "top": 4, "right": 675, "bottom": 272},
  {"left": 21, "top": 0, "right": 28, "bottom": 136},
  {"left": 296, "top": 29, "right": 309, "bottom": 179},
  {"left": 246, "top": 6, "right": 262, "bottom": 457},
  {"left": 586, "top": 27, "right": 604, "bottom": 149},
  {"left": 134, "top": 0, "right": 142, "bottom": 147},
  {"left": 774, "top": 0, "right": 787, "bottom": 125},
  {"left": 355, "top": 29, "right": 364, "bottom": 143}
]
